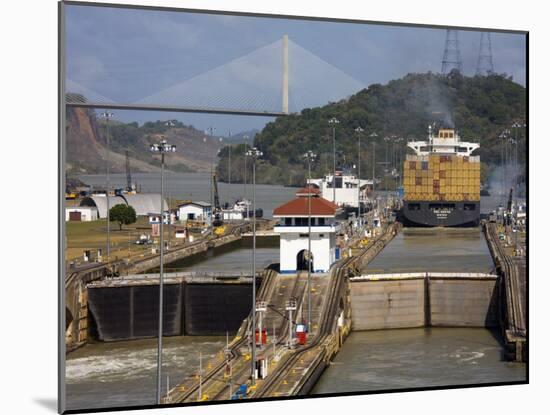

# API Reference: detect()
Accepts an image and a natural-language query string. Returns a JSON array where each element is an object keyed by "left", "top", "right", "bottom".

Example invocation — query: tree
[{"left": 109, "top": 204, "right": 137, "bottom": 230}]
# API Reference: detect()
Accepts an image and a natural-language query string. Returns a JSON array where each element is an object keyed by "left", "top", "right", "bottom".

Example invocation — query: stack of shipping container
[{"left": 403, "top": 154, "right": 480, "bottom": 202}]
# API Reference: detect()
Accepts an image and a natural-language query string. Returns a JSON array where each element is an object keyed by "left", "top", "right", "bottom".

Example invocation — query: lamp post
[
  {"left": 100, "top": 111, "right": 114, "bottom": 262},
  {"left": 499, "top": 129, "right": 509, "bottom": 198},
  {"left": 165, "top": 120, "right": 175, "bottom": 247},
  {"left": 355, "top": 127, "right": 364, "bottom": 228},
  {"left": 246, "top": 147, "right": 262, "bottom": 383},
  {"left": 303, "top": 150, "right": 316, "bottom": 334},
  {"left": 228, "top": 130, "right": 232, "bottom": 185},
  {"left": 150, "top": 138, "right": 176, "bottom": 404},
  {"left": 395, "top": 137, "right": 404, "bottom": 191},
  {"left": 511, "top": 121, "right": 522, "bottom": 199},
  {"left": 243, "top": 135, "right": 249, "bottom": 217},
  {"left": 328, "top": 117, "right": 340, "bottom": 203},
  {"left": 369, "top": 132, "right": 378, "bottom": 204}
]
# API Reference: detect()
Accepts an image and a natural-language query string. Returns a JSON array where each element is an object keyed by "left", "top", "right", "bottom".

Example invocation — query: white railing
[{"left": 350, "top": 272, "right": 496, "bottom": 281}]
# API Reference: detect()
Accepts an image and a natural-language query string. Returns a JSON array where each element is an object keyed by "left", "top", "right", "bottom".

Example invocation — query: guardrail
[{"left": 351, "top": 272, "right": 496, "bottom": 281}]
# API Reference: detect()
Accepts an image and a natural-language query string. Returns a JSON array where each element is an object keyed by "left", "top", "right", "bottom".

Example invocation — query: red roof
[{"left": 273, "top": 196, "right": 338, "bottom": 217}]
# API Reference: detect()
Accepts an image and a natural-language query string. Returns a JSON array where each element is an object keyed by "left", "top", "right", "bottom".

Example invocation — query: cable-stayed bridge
[{"left": 65, "top": 35, "right": 366, "bottom": 116}]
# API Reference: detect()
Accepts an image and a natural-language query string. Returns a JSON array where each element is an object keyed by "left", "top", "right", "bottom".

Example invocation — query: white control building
[{"left": 273, "top": 187, "right": 341, "bottom": 273}]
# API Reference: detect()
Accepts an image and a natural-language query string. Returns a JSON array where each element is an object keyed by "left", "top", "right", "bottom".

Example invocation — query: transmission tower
[
  {"left": 476, "top": 32, "right": 494, "bottom": 75},
  {"left": 441, "top": 29, "right": 463, "bottom": 75}
]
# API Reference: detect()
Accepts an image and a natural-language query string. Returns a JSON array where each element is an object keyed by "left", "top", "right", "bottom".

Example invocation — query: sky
[{"left": 65, "top": 4, "right": 526, "bottom": 135}]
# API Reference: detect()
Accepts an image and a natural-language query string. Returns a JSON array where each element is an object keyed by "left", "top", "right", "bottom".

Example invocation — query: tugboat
[
  {"left": 222, "top": 199, "right": 263, "bottom": 221},
  {"left": 400, "top": 125, "right": 481, "bottom": 227}
]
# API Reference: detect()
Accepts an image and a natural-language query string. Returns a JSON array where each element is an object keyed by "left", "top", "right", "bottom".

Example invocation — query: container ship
[{"left": 400, "top": 125, "right": 481, "bottom": 227}]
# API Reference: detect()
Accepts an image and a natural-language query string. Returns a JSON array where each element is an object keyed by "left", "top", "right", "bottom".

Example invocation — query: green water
[{"left": 312, "top": 328, "right": 526, "bottom": 395}]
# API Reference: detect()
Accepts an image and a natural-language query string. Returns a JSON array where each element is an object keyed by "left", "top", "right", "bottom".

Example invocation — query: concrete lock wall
[
  {"left": 351, "top": 279, "right": 425, "bottom": 330},
  {"left": 350, "top": 276, "right": 498, "bottom": 330},
  {"left": 430, "top": 278, "right": 499, "bottom": 327}
]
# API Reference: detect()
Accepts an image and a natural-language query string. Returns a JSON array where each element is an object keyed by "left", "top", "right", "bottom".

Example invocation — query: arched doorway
[{"left": 296, "top": 249, "right": 314, "bottom": 272}]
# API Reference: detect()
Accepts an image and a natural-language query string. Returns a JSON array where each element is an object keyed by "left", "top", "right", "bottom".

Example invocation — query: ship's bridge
[{"left": 407, "top": 127, "right": 479, "bottom": 156}]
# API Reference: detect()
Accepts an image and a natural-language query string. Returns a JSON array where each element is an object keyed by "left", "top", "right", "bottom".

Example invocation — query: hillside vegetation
[
  {"left": 66, "top": 108, "right": 223, "bottom": 176},
  {"left": 217, "top": 72, "right": 526, "bottom": 190}
]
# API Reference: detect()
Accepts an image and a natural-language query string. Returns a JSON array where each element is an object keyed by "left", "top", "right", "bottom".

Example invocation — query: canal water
[
  {"left": 312, "top": 328, "right": 526, "bottom": 395},
  {"left": 366, "top": 228, "right": 494, "bottom": 274},
  {"left": 78, "top": 172, "right": 299, "bottom": 218},
  {"left": 163, "top": 237, "right": 279, "bottom": 272},
  {"left": 66, "top": 336, "right": 224, "bottom": 411}
]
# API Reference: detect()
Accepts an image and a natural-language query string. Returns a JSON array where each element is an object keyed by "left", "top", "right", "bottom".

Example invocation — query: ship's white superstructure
[
  {"left": 407, "top": 126, "right": 479, "bottom": 156},
  {"left": 222, "top": 199, "right": 252, "bottom": 221},
  {"left": 307, "top": 170, "right": 372, "bottom": 208}
]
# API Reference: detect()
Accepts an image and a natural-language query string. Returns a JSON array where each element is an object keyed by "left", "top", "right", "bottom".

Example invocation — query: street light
[
  {"left": 165, "top": 120, "right": 176, "bottom": 248},
  {"left": 243, "top": 135, "right": 249, "bottom": 217},
  {"left": 369, "top": 132, "right": 378, "bottom": 202},
  {"left": 150, "top": 138, "right": 176, "bottom": 404},
  {"left": 384, "top": 136, "right": 391, "bottom": 176},
  {"left": 245, "top": 147, "right": 262, "bottom": 384},
  {"left": 355, "top": 127, "right": 364, "bottom": 228},
  {"left": 228, "top": 130, "right": 232, "bottom": 185},
  {"left": 395, "top": 137, "right": 404, "bottom": 190},
  {"left": 499, "top": 129, "right": 510, "bottom": 198},
  {"left": 511, "top": 121, "right": 523, "bottom": 198},
  {"left": 328, "top": 117, "right": 340, "bottom": 203},
  {"left": 303, "top": 150, "right": 316, "bottom": 335},
  {"left": 100, "top": 111, "right": 114, "bottom": 262}
]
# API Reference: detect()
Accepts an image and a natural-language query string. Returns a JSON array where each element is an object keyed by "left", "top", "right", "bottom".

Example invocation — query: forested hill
[
  {"left": 66, "top": 107, "right": 223, "bottom": 175},
  {"left": 217, "top": 72, "right": 526, "bottom": 189}
]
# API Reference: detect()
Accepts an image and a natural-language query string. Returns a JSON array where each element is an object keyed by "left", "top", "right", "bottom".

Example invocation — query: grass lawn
[{"left": 65, "top": 216, "right": 180, "bottom": 262}]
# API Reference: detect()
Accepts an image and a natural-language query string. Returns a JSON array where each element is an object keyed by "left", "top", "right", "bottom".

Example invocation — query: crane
[
  {"left": 212, "top": 172, "right": 223, "bottom": 227},
  {"left": 125, "top": 150, "right": 133, "bottom": 192}
]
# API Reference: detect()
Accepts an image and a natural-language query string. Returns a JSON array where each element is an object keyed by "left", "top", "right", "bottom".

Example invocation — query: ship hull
[{"left": 399, "top": 200, "right": 480, "bottom": 227}]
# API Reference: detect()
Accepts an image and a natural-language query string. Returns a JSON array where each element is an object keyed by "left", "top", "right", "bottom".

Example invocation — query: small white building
[
  {"left": 177, "top": 201, "right": 212, "bottom": 226},
  {"left": 147, "top": 211, "right": 175, "bottom": 225},
  {"left": 65, "top": 206, "right": 98, "bottom": 222},
  {"left": 273, "top": 187, "right": 341, "bottom": 273},
  {"left": 308, "top": 169, "right": 371, "bottom": 208}
]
